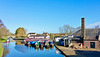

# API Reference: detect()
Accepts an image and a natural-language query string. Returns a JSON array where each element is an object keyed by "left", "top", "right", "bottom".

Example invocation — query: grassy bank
[
  {"left": 0, "top": 38, "right": 8, "bottom": 43},
  {"left": 0, "top": 43, "right": 4, "bottom": 57}
]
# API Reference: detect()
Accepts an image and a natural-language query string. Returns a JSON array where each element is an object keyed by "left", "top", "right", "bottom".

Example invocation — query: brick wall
[{"left": 84, "top": 41, "right": 100, "bottom": 49}]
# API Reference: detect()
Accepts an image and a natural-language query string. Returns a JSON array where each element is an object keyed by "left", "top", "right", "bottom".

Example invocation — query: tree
[
  {"left": 63, "top": 25, "right": 70, "bottom": 33},
  {"left": 0, "top": 36, "right": 1, "bottom": 40},
  {"left": 59, "top": 24, "right": 75, "bottom": 35},
  {"left": 49, "top": 33, "right": 54, "bottom": 38},
  {"left": 58, "top": 26, "right": 63, "bottom": 34},
  {"left": 0, "top": 19, "right": 11, "bottom": 40},
  {"left": 69, "top": 26, "right": 75, "bottom": 34},
  {"left": 0, "top": 27, "right": 10, "bottom": 39},
  {"left": 63, "top": 24, "right": 75, "bottom": 35},
  {"left": 0, "top": 19, "right": 6, "bottom": 28},
  {"left": 15, "top": 27, "right": 26, "bottom": 38}
]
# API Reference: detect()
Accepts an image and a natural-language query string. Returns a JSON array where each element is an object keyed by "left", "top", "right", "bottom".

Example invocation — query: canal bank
[
  {"left": 0, "top": 43, "right": 4, "bottom": 57},
  {"left": 55, "top": 44, "right": 100, "bottom": 57},
  {"left": 0, "top": 38, "right": 8, "bottom": 57},
  {"left": 55, "top": 45, "right": 76, "bottom": 57},
  {"left": 55, "top": 44, "right": 87, "bottom": 57}
]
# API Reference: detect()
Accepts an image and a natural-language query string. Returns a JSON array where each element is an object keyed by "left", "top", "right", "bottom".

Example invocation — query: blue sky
[{"left": 0, "top": 0, "right": 100, "bottom": 34}]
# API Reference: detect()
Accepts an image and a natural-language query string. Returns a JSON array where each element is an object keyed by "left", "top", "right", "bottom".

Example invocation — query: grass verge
[
  {"left": 0, "top": 38, "right": 8, "bottom": 43},
  {"left": 0, "top": 43, "right": 4, "bottom": 57}
]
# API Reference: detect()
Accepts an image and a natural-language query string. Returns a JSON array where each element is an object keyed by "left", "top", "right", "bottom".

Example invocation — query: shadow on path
[{"left": 68, "top": 50, "right": 100, "bottom": 57}]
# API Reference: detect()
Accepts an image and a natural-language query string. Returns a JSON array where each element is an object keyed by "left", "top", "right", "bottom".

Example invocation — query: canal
[{"left": 3, "top": 42, "right": 65, "bottom": 57}]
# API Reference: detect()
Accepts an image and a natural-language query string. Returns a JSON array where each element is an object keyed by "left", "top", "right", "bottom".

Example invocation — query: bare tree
[
  {"left": 0, "top": 19, "right": 11, "bottom": 39},
  {"left": 59, "top": 26, "right": 63, "bottom": 34},
  {"left": 69, "top": 27, "right": 75, "bottom": 34},
  {"left": 0, "top": 27, "right": 10, "bottom": 39},
  {"left": 59, "top": 24, "right": 76, "bottom": 35},
  {"left": 63, "top": 25, "right": 70, "bottom": 33}
]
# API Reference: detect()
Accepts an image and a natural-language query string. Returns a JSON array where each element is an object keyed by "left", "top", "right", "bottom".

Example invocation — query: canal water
[{"left": 3, "top": 42, "right": 65, "bottom": 57}]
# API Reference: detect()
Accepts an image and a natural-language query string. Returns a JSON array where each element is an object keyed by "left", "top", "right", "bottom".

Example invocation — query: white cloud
[{"left": 86, "top": 22, "right": 100, "bottom": 28}]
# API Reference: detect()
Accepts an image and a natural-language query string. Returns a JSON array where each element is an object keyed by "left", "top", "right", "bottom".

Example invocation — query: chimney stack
[{"left": 81, "top": 18, "right": 86, "bottom": 44}]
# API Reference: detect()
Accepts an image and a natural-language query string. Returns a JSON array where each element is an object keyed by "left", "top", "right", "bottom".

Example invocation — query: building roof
[
  {"left": 70, "top": 28, "right": 100, "bottom": 40},
  {"left": 29, "top": 35, "right": 46, "bottom": 37},
  {"left": 61, "top": 35, "right": 81, "bottom": 40},
  {"left": 56, "top": 28, "right": 100, "bottom": 41},
  {"left": 28, "top": 33, "right": 36, "bottom": 34},
  {"left": 72, "top": 28, "right": 100, "bottom": 37}
]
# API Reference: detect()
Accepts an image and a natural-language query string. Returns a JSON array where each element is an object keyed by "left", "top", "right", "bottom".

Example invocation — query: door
[
  {"left": 90, "top": 42, "right": 95, "bottom": 48},
  {"left": 64, "top": 39, "right": 69, "bottom": 47}
]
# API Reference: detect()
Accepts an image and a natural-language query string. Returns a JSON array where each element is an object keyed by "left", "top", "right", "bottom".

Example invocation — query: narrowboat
[
  {"left": 26, "top": 41, "right": 31, "bottom": 46},
  {"left": 44, "top": 41, "right": 49, "bottom": 47},
  {"left": 49, "top": 41, "right": 54, "bottom": 47},
  {"left": 39, "top": 40, "right": 45, "bottom": 47},
  {"left": 34, "top": 41, "right": 39, "bottom": 48}
]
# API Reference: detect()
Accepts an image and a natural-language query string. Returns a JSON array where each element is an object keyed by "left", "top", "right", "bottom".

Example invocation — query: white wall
[{"left": 55, "top": 38, "right": 61, "bottom": 42}]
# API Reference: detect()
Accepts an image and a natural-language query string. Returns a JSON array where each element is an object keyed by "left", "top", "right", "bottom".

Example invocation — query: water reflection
[
  {"left": 40, "top": 47, "right": 44, "bottom": 50},
  {"left": 15, "top": 40, "right": 24, "bottom": 45},
  {"left": 2, "top": 44, "right": 9, "bottom": 57},
  {"left": 56, "top": 49, "right": 60, "bottom": 54},
  {"left": 3, "top": 48, "right": 9, "bottom": 57},
  {"left": 45, "top": 47, "right": 49, "bottom": 51},
  {"left": 50, "top": 46, "right": 54, "bottom": 50},
  {"left": 15, "top": 45, "right": 28, "bottom": 53},
  {"left": 3, "top": 42, "right": 65, "bottom": 57},
  {"left": 34, "top": 47, "right": 39, "bottom": 51},
  {"left": 14, "top": 41, "right": 55, "bottom": 51}
]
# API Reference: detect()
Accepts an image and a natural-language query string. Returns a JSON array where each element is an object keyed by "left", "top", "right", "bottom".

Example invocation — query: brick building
[{"left": 71, "top": 18, "right": 100, "bottom": 49}]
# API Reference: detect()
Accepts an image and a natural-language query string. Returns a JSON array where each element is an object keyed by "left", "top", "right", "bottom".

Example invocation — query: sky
[{"left": 0, "top": 0, "right": 100, "bottom": 34}]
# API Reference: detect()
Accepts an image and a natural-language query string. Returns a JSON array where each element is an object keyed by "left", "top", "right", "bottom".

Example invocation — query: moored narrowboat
[
  {"left": 35, "top": 41, "right": 39, "bottom": 48},
  {"left": 49, "top": 41, "right": 54, "bottom": 47},
  {"left": 26, "top": 41, "right": 31, "bottom": 46},
  {"left": 44, "top": 41, "right": 49, "bottom": 47},
  {"left": 39, "top": 40, "right": 45, "bottom": 47}
]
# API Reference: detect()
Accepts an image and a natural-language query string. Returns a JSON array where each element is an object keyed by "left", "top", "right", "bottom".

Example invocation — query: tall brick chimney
[{"left": 81, "top": 18, "right": 86, "bottom": 44}]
